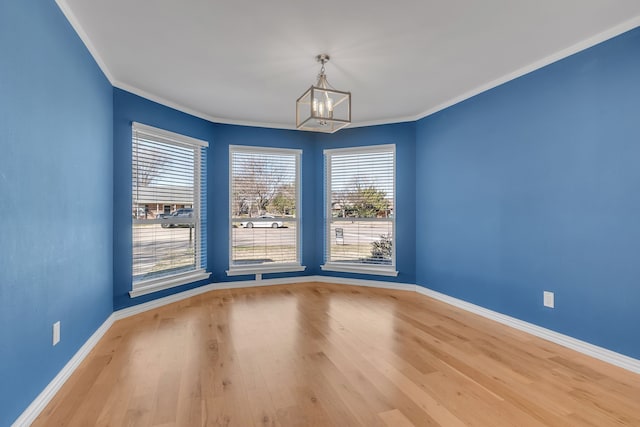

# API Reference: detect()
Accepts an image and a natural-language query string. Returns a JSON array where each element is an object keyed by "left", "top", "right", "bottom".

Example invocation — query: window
[
  {"left": 323, "top": 144, "right": 397, "bottom": 276},
  {"left": 131, "top": 122, "right": 210, "bottom": 297},
  {"left": 228, "top": 145, "right": 304, "bottom": 276}
]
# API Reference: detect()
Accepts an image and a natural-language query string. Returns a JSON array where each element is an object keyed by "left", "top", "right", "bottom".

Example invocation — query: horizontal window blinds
[
  {"left": 325, "top": 145, "right": 395, "bottom": 266},
  {"left": 230, "top": 146, "right": 301, "bottom": 268},
  {"left": 132, "top": 123, "right": 207, "bottom": 286},
  {"left": 133, "top": 135, "right": 195, "bottom": 208}
]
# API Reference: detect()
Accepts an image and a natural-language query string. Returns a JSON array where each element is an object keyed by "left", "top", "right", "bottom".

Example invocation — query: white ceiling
[{"left": 58, "top": 0, "right": 640, "bottom": 129}]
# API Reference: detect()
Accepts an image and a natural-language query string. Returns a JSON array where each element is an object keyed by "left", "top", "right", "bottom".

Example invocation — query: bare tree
[
  {"left": 232, "top": 159, "right": 290, "bottom": 217},
  {"left": 132, "top": 147, "right": 169, "bottom": 216},
  {"left": 133, "top": 148, "right": 168, "bottom": 188},
  {"left": 332, "top": 187, "right": 351, "bottom": 218}
]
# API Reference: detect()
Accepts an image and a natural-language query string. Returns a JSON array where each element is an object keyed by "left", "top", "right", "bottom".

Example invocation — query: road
[{"left": 133, "top": 221, "right": 393, "bottom": 276}]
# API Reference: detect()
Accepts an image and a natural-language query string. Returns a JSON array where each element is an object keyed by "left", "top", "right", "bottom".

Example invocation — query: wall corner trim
[
  {"left": 11, "top": 314, "right": 116, "bottom": 427},
  {"left": 411, "top": 16, "right": 640, "bottom": 122},
  {"left": 414, "top": 285, "right": 640, "bottom": 374}
]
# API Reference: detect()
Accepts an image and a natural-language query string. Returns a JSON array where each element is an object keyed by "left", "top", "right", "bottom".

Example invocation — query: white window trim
[
  {"left": 132, "top": 122, "right": 208, "bottom": 148},
  {"left": 129, "top": 270, "right": 211, "bottom": 298},
  {"left": 227, "top": 145, "right": 305, "bottom": 276},
  {"left": 226, "top": 264, "right": 307, "bottom": 277},
  {"left": 323, "top": 144, "right": 397, "bottom": 276},
  {"left": 130, "top": 122, "right": 209, "bottom": 297},
  {"left": 320, "top": 263, "right": 398, "bottom": 277}
]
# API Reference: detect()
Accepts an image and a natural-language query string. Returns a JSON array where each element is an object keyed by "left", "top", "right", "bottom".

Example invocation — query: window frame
[
  {"left": 227, "top": 145, "right": 305, "bottom": 276},
  {"left": 322, "top": 144, "right": 398, "bottom": 277},
  {"left": 129, "top": 122, "right": 210, "bottom": 298}
]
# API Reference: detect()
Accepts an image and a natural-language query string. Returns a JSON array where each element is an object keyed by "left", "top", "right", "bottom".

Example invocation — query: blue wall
[
  {"left": 315, "top": 123, "right": 417, "bottom": 284},
  {"left": 113, "top": 89, "right": 217, "bottom": 309},
  {"left": 113, "top": 90, "right": 317, "bottom": 309},
  {"left": 112, "top": 93, "right": 417, "bottom": 308},
  {"left": 415, "top": 28, "right": 640, "bottom": 359},
  {"left": 0, "top": 1, "right": 113, "bottom": 425}
]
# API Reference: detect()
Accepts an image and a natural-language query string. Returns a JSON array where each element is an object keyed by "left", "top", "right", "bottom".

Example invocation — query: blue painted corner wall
[
  {"left": 415, "top": 27, "right": 640, "bottom": 359},
  {"left": 112, "top": 99, "right": 417, "bottom": 309},
  {"left": 111, "top": 92, "right": 417, "bottom": 308},
  {"left": 0, "top": 1, "right": 113, "bottom": 425}
]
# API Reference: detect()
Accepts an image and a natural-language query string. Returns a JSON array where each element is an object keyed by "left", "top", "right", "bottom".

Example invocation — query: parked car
[
  {"left": 240, "top": 215, "right": 283, "bottom": 229},
  {"left": 161, "top": 208, "right": 194, "bottom": 228}
]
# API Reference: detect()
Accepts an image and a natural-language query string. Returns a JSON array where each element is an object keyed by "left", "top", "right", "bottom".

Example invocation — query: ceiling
[{"left": 58, "top": 0, "right": 640, "bottom": 129}]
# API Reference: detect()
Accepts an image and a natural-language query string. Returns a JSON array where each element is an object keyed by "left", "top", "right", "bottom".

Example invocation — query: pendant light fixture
[{"left": 296, "top": 54, "right": 351, "bottom": 133}]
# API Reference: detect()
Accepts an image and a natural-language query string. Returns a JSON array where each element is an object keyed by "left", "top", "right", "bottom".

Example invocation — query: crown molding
[
  {"left": 55, "top": 0, "right": 115, "bottom": 84},
  {"left": 56, "top": 0, "right": 640, "bottom": 131},
  {"left": 113, "top": 81, "right": 298, "bottom": 130},
  {"left": 412, "top": 16, "right": 640, "bottom": 121}
]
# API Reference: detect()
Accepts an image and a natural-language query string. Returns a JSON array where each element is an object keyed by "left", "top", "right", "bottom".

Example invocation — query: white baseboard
[
  {"left": 15, "top": 276, "right": 640, "bottom": 425},
  {"left": 113, "top": 276, "right": 321, "bottom": 320},
  {"left": 114, "top": 275, "right": 414, "bottom": 320},
  {"left": 309, "top": 275, "right": 415, "bottom": 291},
  {"left": 11, "top": 313, "right": 116, "bottom": 427},
  {"left": 414, "top": 285, "right": 640, "bottom": 374}
]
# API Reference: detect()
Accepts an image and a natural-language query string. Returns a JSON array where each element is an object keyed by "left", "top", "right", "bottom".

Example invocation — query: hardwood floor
[{"left": 33, "top": 283, "right": 640, "bottom": 426}]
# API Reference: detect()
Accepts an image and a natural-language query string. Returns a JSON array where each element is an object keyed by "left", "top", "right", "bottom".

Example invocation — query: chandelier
[{"left": 296, "top": 54, "right": 351, "bottom": 133}]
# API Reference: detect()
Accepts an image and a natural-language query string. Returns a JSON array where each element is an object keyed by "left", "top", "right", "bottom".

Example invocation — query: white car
[{"left": 240, "top": 215, "right": 283, "bottom": 228}]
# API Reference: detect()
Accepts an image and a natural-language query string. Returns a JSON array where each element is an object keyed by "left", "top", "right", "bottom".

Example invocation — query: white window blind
[
  {"left": 131, "top": 122, "right": 209, "bottom": 296},
  {"left": 323, "top": 144, "right": 397, "bottom": 276},
  {"left": 228, "top": 146, "right": 303, "bottom": 275}
]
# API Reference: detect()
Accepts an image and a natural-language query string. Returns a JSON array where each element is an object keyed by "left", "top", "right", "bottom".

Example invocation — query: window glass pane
[
  {"left": 133, "top": 223, "right": 196, "bottom": 279},
  {"left": 326, "top": 145, "right": 395, "bottom": 268},
  {"left": 330, "top": 151, "right": 394, "bottom": 219},
  {"left": 230, "top": 148, "right": 300, "bottom": 268},
  {"left": 132, "top": 124, "right": 206, "bottom": 286},
  {"left": 133, "top": 140, "right": 194, "bottom": 206},
  {"left": 328, "top": 221, "right": 393, "bottom": 265},
  {"left": 231, "top": 220, "right": 298, "bottom": 264}
]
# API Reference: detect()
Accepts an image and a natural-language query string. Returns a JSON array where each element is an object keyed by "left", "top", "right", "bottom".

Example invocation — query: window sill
[
  {"left": 321, "top": 263, "right": 399, "bottom": 277},
  {"left": 130, "top": 270, "right": 211, "bottom": 298},
  {"left": 226, "top": 264, "right": 306, "bottom": 277}
]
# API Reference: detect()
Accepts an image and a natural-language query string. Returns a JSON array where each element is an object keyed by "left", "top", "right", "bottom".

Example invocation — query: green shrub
[{"left": 371, "top": 234, "right": 392, "bottom": 261}]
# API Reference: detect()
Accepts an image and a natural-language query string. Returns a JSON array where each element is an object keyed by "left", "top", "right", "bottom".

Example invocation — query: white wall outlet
[
  {"left": 53, "top": 321, "right": 61, "bottom": 346},
  {"left": 543, "top": 291, "right": 555, "bottom": 309}
]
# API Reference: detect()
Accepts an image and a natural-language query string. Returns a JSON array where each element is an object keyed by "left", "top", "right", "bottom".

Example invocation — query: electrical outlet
[
  {"left": 53, "top": 321, "right": 61, "bottom": 346},
  {"left": 543, "top": 291, "right": 554, "bottom": 309}
]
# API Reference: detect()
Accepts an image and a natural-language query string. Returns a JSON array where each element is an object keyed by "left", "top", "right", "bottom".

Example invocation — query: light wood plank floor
[{"left": 34, "top": 283, "right": 640, "bottom": 426}]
